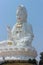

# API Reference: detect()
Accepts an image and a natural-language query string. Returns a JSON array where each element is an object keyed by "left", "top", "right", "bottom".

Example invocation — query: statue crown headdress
[
  {"left": 18, "top": 5, "right": 27, "bottom": 13},
  {"left": 16, "top": 4, "right": 27, "bottom": 19}
]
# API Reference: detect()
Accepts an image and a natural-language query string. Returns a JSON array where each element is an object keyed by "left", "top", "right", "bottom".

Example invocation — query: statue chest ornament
[{"left": 16, "top": 23, "right": 22, "bottom": 32}]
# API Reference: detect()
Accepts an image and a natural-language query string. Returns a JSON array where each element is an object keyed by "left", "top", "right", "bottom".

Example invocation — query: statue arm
[{"left": 7, "top": 26, "right": 13, "bottom": 40}]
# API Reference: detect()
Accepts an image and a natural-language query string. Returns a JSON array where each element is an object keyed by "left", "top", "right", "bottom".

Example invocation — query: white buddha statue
[
  {"left": 0, "top": 5, "right": 37, "bottom": 60},
  {"left": 7, "top": 5, "right": 34, "bottom": 47}
]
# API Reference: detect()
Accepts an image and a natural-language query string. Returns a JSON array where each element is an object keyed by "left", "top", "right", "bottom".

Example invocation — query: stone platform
[{"left": 0, "top": 49, "right": 37, "bottom": 60}]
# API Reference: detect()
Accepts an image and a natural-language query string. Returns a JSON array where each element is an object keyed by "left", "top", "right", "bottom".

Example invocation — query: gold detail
[
  {"left": 8, "top": 42, "right": 12, "bottom": 45},
  {"left": 16, "top": 24, "right": 22, "bottom": 28}
]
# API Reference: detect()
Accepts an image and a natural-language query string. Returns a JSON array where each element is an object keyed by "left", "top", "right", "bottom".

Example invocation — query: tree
[
  {"left": 40, "top": 52, "right": 43, "bottom": 60},
  {"left": 39, "top": 52, "right": 43, "bottom": 65},
  {"left": 32, "top": 59, "right": 37, "bottom": 65},
  {"left": 28, "top": 59, "right": 32, "bottom": 63}
]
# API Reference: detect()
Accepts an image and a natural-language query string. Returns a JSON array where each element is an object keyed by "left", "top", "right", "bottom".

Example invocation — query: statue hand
[
  {"left": 7, "top": 25, "right": 11, "bottom": 32},
  {"left": 7, "top": 25, "right": 12, "bottom": 40}
]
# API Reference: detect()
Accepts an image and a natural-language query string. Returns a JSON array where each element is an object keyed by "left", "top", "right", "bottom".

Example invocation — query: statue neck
[{"left": 17, "top": 19, "right": 27, "bottom": 24}]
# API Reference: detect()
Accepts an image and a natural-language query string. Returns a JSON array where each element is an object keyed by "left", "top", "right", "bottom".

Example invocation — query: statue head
[{"left": 16, "top": 5, "right": 27, "bottom": 22}]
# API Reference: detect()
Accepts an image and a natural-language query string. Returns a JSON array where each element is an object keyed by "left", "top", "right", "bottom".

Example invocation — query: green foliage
[
  {"left": 28, "top": 59, "right": 32, "bottom": 63},
  {"left": 28, "top": 58, "right": 37, "bottom": 65},
  {"left": 40, "top": 52, "right": 43, "bottom": 60},
  {"left": 32, "top": 59, "right": 37, "bottom": 64},
  {"left": 39, "top": 60, "right": 43, "bottom": 65},
  {"left": 39, "top": 52, "right": 43, "bottom": 65}
]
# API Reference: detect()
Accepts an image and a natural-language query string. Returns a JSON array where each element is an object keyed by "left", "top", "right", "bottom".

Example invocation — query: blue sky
[{"left": 0, "top": 0, "right": 43, "bottom": 60}]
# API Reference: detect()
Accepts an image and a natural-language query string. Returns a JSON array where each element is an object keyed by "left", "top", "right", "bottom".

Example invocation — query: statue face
[
  {"left": 16, "top": 9, "right": 24, "bottom": 22},
  {"left": 16, "top": 5, "right": 27, "bottom": 22}
]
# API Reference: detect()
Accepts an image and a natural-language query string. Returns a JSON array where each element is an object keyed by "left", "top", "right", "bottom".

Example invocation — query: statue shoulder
[
  {"left": 27, "top": 23, "right": 33, "bottom": 34},
  {"left": 27, "top": 23, "right": 33, "bottom": 30}
]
